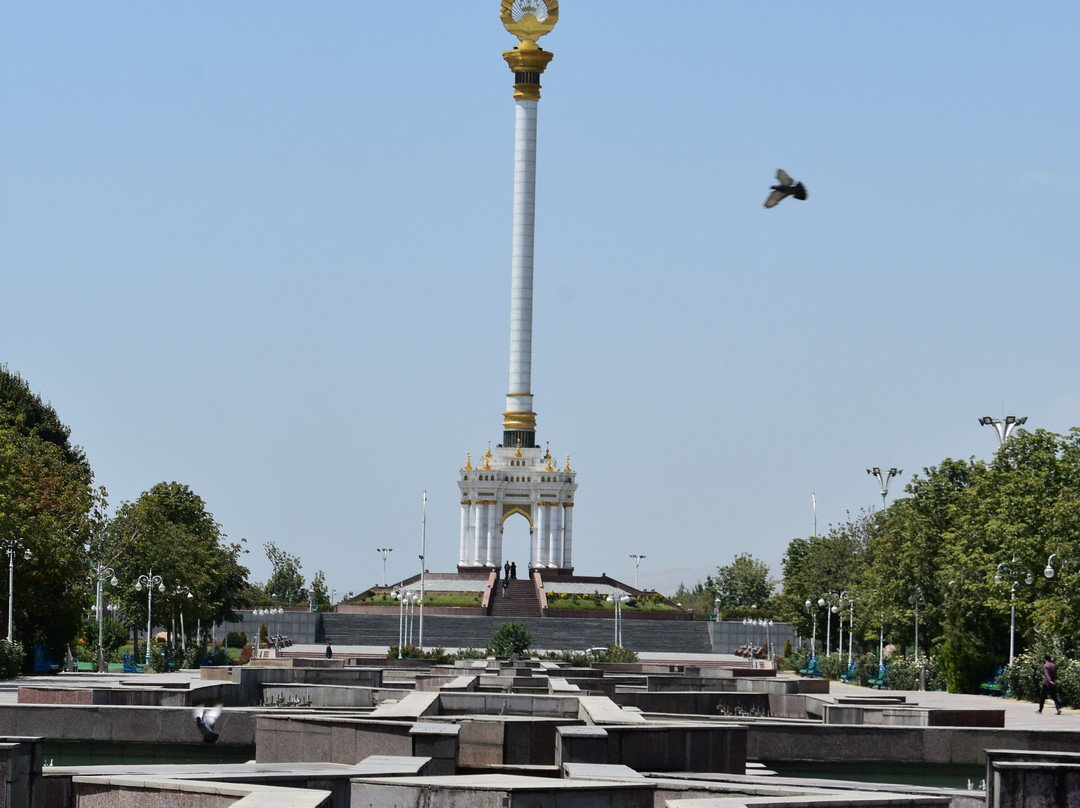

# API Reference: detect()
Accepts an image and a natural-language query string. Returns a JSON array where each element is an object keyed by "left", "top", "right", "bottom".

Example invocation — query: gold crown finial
[
  {"left": 483, "top": 441, "right": 492, "bottom": 470},
  {"left": 501, "top": 0, "right": 559, "bottom": 46},
  {"left": 465, "top": 452, "right": 472, "bottom": 470},
  {"left": 564, "top": 454, "right": 572, "bottom": 472}
]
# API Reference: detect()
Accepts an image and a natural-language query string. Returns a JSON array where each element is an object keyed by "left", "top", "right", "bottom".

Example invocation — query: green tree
[
  {"left": 264, "top": 541, "right": 305, "bottom": 606},
  {"left": 106, "top": 482, "right": 249, "bottom": 650},
  {"left": 670, "top": 577, "right": 717, "bottom": 617},
  {"left": 714, "top": 553, "right": 775, "bottom": 611},
  {"left": 0, "top": 367, "right": 99, "bottom": 665},
  {"left": 489, "top": 621, "right": 532, "bottom": 656},
  {"left": 310, "top": 570, "right": 330, "bottom": 611}
]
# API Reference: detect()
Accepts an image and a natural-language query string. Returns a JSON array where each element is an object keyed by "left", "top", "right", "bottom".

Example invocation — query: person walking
[
  {"left": 1038, "top": 653, "right": 1062, "bottom": 714},
  {"left": 325, "top": 640, "right": 333, "bottom": 659}
]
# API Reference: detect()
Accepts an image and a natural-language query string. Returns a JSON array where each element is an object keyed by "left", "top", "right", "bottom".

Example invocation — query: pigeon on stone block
[{"left": 764, "top": 168, "right": 807, "bottom": 208}]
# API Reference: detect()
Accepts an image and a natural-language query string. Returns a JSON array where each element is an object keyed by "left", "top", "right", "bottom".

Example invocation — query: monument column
[{"left": 501, "top": 1, "right": 557, "bottom": 451}]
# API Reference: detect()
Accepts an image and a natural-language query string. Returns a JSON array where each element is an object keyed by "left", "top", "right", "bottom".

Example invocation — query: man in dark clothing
[
  {"left": 1038, "top": 653, "right": 1062, "bottom": 714},
  {"left": 325, "top": 641, "right": 333, "bottom": 659},
  {"left": 510, "top": 562, "right": 517, "bottom": 580}
]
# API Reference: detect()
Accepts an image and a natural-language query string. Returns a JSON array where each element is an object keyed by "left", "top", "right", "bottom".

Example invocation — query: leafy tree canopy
[
  {"left": 264, "top": 541, "right": 305, "bottom": 606},
  {"left": 0, "top": 369, "right": 98, "bottom": 662},
  {"left": 106, "top": 482, "right": 249, "bottom": 643}
]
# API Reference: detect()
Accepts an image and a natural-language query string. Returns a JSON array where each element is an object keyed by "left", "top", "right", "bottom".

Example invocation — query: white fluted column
[
  {"left": 561, "top": 504, "right": 573, "bottom": 568},
  {"left": 550, "top": 504, "right": 564, "bottom": 568},
  {"left": 472, "top": 502, "right": 484, "bottom": 566},
  {"left": 534, "top": 503, "right": 546, "bottom": 570},
  {"left": 459, "top": 501, "right": 470, "bottom": 565},
  {"left": 484, "top": 502, "right": 496, "bottom": 566}
]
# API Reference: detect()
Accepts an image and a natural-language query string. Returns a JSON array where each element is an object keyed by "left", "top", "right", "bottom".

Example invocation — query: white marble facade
[{"left": 458, "top": 444, "right": 576, "bottom": 572}]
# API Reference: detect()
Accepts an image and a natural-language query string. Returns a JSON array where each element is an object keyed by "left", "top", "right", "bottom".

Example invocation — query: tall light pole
[
  {"left": 979, "top": 415, "right": 1027, "bottom": 445},
  {"left": 908, "top": 586, "right": 925, "bottom": 663},
  {"left": 996, "top": 559, "right": 1034, "bottom": 664},
  {"left": 4, "top": 535, "right": 31, "bottom": 643},
  {"left": 629, "top": 554, "right": 645, "bottom": 590},
  {"left": 818, "top": 596, "right": 836, "bottom": 655},
  {"left": 135, "top": 570, "right": 165, "bottom": 666},
  {"left": 606, "top": 589, "right": 632, "bottom": 647},
  {"left": 419, "top": 490, "right": 426, "bottom": 651},
  {"left": 867, "top": 467, "right": 903, "bottom": 507},
  {"left": 90, "top": 561, "right": 118, "bottom": 671},
  {"left": 804, "top": 599, "right": 818, "bottom": 657},
  {"left": 376, "top": 547, "right": 393, "bottom": 586}
]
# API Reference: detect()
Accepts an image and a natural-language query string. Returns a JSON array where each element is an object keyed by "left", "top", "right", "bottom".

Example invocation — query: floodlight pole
[
  {"left": 978, "top": 415, "right": 1028, "bottom": 445},
  {"left": 629, "top": 554, "right": 645, "bottom": 590},
  {"left": 867, "top": 467, "right": 903, "bottom": 507}
]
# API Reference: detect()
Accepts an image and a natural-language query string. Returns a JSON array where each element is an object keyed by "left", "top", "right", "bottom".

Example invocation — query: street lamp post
[
  {"left": 629, "top": 554, "right": 645, "bottom": 590},
  {"left": 979, "top": 415, "right": 1028, "bottom": 445},
  {"left": 908, "top": 586, "right": 925, "bottom": 663},
  {"left": 376, "top": 548, "right": 393, "bottom": 586},
  {"left": 804, "top": 599, "right": 818, "bottom": 657},
  {"left": 90, "top": 561, "right": 119, "bottom": 671},
  {"left": 818, "top": 596, "right": 838, "bottom": 655},
  {"left": 135, "top": 570, "right": 165, "bottom": 665},
  {"left": 4, "top": 536, "right": 32, "bottom": 643},
  {"left": 606, "top": 589, "right": 633, "bottom": 647},
  {"left": 996, "top": 559, "right": 1034, "bottom": 664},
  {"left": 419, "top": 490, "right": 426, "bottom": 651},
  {"left": 867, "top": 467, "right": 903, "bottom": 507}
]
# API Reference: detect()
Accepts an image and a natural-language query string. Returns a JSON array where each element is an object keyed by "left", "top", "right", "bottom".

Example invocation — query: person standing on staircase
[{"left": 510, "top": 562, "right": 517, "bottom": 580}]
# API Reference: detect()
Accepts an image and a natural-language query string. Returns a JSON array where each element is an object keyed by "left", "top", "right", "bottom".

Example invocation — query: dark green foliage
[
  {"left": 259, "top": 623, "right": 269, "bottom": 647},
  {"left": 1001, "top": 652, "right": 1042, "bottom": 702},
  {"left": 489, "top": 621, "right": 532, "bottom": 656},
  {"left": 0, "top": 640, "right": 25, "bottom": 678},
  {"left": 226, "top": 631, "right": 247, "bottom": 648}
]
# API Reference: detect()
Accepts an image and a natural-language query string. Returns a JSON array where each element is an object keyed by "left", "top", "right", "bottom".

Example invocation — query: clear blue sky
[{"left": 3, "top": 2, "right": 1078, "bottom": 599}]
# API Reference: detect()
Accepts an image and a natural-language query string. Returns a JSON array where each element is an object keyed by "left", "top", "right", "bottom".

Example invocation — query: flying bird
[
  {"left": 763, "top": 169, "right": 807, "bottom": 208},
  {"left": 194, "top": 704, "right": 223, "bottom": 743}
]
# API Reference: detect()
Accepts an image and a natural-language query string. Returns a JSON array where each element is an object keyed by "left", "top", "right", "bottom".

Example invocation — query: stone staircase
[
  {"left": 488, "top": 579, "right": 542, "bottom": 618},
  {"left": 320, "top": 612, "right": 714, "bottom": 654}
]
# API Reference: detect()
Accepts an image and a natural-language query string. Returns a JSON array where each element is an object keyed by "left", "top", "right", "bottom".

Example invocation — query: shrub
[
  {"left": 1056, "top": 659, "right": 1080, "bottom": 708},
  {"left": 853, "top": 651, "right": 882, "bottom": 686},
  {"left": 0, "top": 640, "right": 24, "bottom": 679},
  {"left": 226, "top": 631, "right": 247, "bottom": 648},
  {"left": 784, "top": 645, "right": 811, "bottom": 673},
  {"left": 259, "top": 624, "right": 269, "bottom": 648},
  {"left": 818, "top": 653, "right": 848, "bottom": 680},
  {"left": 1001, "top": 652, "right": 1042, "bottom": 702},
  {"left": 489, "top": 621, "right": 532, "bottom": 657},
  {"left": 594, "top": 644, "right": 638, "bottom": 663}
]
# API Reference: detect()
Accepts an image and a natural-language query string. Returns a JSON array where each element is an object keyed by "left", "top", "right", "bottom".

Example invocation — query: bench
[
  {"left": 122, "top": 653, "right": 145, "bottom": 673},
  {"left": 76, "top": 660, "right": 96, "bottom": 672},
  {"left": 980, "top": 667, "right": 1005, "bottom": 696},
  {"left": 33, "top": 644, "right": 59, "bottom": 675},
  {"left": 868, "top": 666, "right": 888, "bottom": 689}
]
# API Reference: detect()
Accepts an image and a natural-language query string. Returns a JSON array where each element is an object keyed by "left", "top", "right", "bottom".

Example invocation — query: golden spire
[
  {"left": 483, "top": 440, "right": 493, "bottom": 470},
  {"left": 501, "top": 0, "right": 558, "bottom": 101},
  {"left": 465, "top": 452, "right": 472, "bottom": 470},
  {"left": 564, "top": 454, "right": 572, "bottom": 472}
]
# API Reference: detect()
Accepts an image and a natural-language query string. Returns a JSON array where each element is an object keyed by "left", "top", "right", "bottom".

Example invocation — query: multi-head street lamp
[
  {"left": 867, "top": 467, "right": 903, "bottom": 507},
  {"left": 978, "top": 415, "right": 1027, "bottom": 445}
]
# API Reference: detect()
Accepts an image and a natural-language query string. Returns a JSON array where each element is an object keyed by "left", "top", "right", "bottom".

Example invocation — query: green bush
[
  {"left": 853, "top": 651, "right": 882, "bottom": 686},
  {"left": 489, "top": 621, "right": 532, "bottom": 657},
  {"left": 226, "top": 631, "right": 247, "bottom": 648},
  {"left": 818, "top": 653, "right": 848, "bottom": 680},
  {"left": 594, "top": 644, "right": 638, "bottom": 663},
  {"left": 1055, "top": 659, "right": 1080, "bottom": 707},
  {"left": 880, "top": 655, "right": 947, "bottom": 691},
  {"left": 1001, "top": 652, "right": 1042, "bottom": 702},
  {"left": 0, "top": 640, "right": 24, "bottom": 678},
  {"left": 784, "top": 645, "right": 811, "bottom": 673}
]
